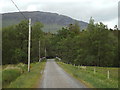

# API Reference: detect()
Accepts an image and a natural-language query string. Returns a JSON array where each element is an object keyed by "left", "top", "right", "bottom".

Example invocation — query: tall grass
[
  {"left": 0, "top": 66, "right": 2, "bottom": 89},
  {"left": 7, "top": 60, "right": 46, "bottom": 88},
  {"left": 2, "top": 63, "right": 27, "bottom": 88},
  {"left": 2, "top": 69, "right": 21, "bottom": 88},
  {"left": 57, "top": 61, "right": 118, "bottom": 88}
]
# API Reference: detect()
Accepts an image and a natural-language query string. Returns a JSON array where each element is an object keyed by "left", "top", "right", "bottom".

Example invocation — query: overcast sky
[{"left": 0, "top": 0, "right": 119, "bottom": 29}]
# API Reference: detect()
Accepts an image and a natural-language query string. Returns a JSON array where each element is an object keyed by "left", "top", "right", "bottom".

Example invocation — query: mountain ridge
[{"left": 2, "top": 11, "right": 88, "bottom": 33}]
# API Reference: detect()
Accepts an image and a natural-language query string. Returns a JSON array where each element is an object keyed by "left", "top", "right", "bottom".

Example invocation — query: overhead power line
[
  {"left": 11, "top": 0, "right": 31, "bottom": 72},
  {"left": 11, "top": 0, "right": 27, "bottom": 19}
]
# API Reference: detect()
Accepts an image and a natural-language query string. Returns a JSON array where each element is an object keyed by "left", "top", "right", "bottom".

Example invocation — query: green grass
[
  {"left": 7, "top": 61, "right": 46, "bottom": 88},
  {"left": 0, "top": 66, "right": 2, "bottom": 89},
  {"left": 2, "top": 63, "right": 27, "bottom": 88},
  {"left": 2, "top": 69, "right": 21, "bottom": 88},
  {"left": 57, "top": 61, "right": 118, "bottom": 88}
]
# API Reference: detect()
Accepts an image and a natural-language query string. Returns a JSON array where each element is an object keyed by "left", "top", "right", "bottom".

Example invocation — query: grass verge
[
  {"left": 57, "top": 61, "right": 118, "bottom": 88},
  {"left": 0, "top": 66, "right": 2, "bottom": 89},
  {"left": 3, "top": 69, "right": 21, "bottom": 88},
  {"left": 4, "top": 61, "right": 46, "bottom": 88},
  {"left": 2, "top": 63, "right": 27, "bottom": 88}
]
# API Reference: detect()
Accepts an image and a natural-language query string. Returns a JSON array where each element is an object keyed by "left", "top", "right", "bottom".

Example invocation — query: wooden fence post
[
  {"left": 107, "top": 70, "right": 110, "bottom": 79},
  {"left": 94, "top": 68, "right": 96, "bottom": 74}
]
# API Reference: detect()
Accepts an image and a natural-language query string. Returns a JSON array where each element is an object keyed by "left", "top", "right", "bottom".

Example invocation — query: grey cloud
[
  {"left": 36, "top": 2, "right": 117, "bottom": 23},
  {"left": 118, "top": 1, "right": 120, "bottom": 29},
  {"left": 1, "top": 0, "right": 118, "bottom": 28}
]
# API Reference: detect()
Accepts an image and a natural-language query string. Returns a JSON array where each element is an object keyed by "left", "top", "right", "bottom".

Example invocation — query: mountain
[{"left": 2, "top": 11, "right": 88, "bottom": 33}]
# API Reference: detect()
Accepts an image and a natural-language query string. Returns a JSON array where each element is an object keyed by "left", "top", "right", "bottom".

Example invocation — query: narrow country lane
[{"left": 39, "top": 59, "right": 87, "bottom": 88}]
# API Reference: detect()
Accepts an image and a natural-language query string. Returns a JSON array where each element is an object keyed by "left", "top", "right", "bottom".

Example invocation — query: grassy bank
[
  {"left": 0, "top": 66, "right": 2, "bottom": 89},
  {"left": 2, "top": 60, "right": 46, "bottom": 88},
  {"left": 2, "top": 63, "right": 27, "bottom": 88},
  {"left": 57, "top": 61, "right": 118, "bottom": 88},
  {"left": 6, "top": 61, "right": 46, "bottom": 88}
]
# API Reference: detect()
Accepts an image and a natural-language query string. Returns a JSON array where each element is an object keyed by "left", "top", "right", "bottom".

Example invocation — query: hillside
[{"left": 2, "top": 11, "right": 88, "bottom": 33}]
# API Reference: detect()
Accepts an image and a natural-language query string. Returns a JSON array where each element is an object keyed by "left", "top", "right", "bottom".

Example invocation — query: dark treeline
[
  {"left": 2, "top": 18, "right": 119, "bottom": 67},
  {"left": 2, "top": 20, "right": 47, "bottom": 64},
  {"left": 48, "top": 18, "right": 119, "bottom": 67}
]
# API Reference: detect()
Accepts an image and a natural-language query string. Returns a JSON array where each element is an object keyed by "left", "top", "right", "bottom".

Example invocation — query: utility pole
[
  {"left": 28, "top": 18, "right": 31, "bottom": 72},
  {"left": 39, "top": 40, "right": 41, "bottom": 62}
]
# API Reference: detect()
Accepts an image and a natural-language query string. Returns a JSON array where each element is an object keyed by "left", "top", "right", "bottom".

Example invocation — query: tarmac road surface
[{"left": 40, "top": 59, "right": 87, "bottom": 88}]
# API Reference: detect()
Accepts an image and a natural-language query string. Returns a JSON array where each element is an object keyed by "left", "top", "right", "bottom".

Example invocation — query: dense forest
[
  {"left": 2, "top": 18, "right": 119, "bottom": 67},
  {"left": 3, "top": 20, "right": 45, "bottom": 64}
]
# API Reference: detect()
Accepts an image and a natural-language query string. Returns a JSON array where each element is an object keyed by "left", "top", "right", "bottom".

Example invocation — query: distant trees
[
  {"left": 3, "top": 25, "right": 18, "bottom": 64},
  {"left": 2, "top": 18, "right": 119, "bottom": 67},
  {"left": 48, "top": 18, "right": 118, "bottom": 67},
  {"left": 31, "top": 22, "right": 44, "bottom": 62},
  {"left": 2, "top": 20, "right": 45, "bottom": 64},
  {"left": 68, "top": 22, "right": 80, "bottom": 34}
]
